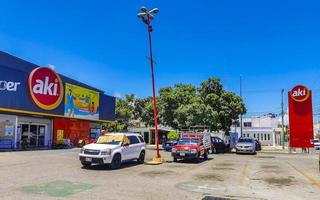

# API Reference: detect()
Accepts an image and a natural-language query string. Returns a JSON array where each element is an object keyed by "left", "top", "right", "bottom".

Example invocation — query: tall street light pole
[
  {"left": 281, "top": 89, "right": 285, "bottom": 150},
  {"left": 137, "top": 6, "right": 161, "bottom": 159},
  {"left": 240, "top": 75, "right": 243, "bottom": 137}
]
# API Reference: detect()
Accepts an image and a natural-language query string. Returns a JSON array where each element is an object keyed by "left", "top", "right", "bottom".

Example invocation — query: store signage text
[
  {"left": 290, "top": 85, "right": 310, "bottom": 102},
  {"left": 0, "top": 80, "right": 20, "bottom": 91},
  {"left": 28, "top": 67, "right": 64, "bottom": 110},
  {"left": 33, "top": 76, "right": 59, "bottom": 96}
]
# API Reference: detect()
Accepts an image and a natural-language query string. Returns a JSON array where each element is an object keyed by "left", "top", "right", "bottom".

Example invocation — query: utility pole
[
  {"left": 240, "top": 75, "right": 243, "bottom": 137},
  {"left": 281, "top": 89, "right": 285, "bottom": 150}
]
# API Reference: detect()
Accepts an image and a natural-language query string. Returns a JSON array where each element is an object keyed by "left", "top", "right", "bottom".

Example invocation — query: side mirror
[{"left": 123, "top": 142, "right": 130, "bottom": 147}]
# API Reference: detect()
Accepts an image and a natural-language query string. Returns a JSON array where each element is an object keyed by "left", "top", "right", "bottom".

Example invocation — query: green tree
[
  {"left": 114, "top": 77, "right": 246, "bottom": 134},
  {"left": 157, "top": 77, "right": 246, "bottom": 133},
  {"left": 115, "top": 94, "right": 136, "bottom": 130},
  {"left": 140, "top": 97, "right": 163, "bottom": 127},
  {"left": 167, "top": 130, "right": 179, "bottom": 141},
  {"left": 158, "top": 84, "right": 197, "bottom": 128},
  {"left": 102, "top": 121, "right": 124, "bottom": 132},
  {"left": 198, "top": 78, "right": 246, "bottom": 133}
]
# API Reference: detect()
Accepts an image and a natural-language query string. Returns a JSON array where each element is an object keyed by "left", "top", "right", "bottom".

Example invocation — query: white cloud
[
  {"left": 114, "top": 91, "right": 121, "bottom": 98},
  {"left": 48, "top": 64, "right": 56, "bottom": 70}
]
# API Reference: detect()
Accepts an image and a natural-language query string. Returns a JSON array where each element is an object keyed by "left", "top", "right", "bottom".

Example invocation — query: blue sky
[{"left": 1, "top": 0, "right": 320, "bottom": 117}]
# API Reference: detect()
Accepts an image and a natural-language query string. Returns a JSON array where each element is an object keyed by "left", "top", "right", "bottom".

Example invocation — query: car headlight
[
  {"left": 101, "top": 149, "right": 112, "bottom": 155},
  {"left": 190, "top": 149, "right": 197, "bottom": 154},
  {"left": 80, "top": 148, "right": 85, "bottom": 154},
  {"left": 172, "top": 147, "right": 177, "bottom": 152}
]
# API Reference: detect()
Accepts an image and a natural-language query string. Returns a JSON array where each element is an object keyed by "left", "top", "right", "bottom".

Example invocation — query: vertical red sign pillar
[{"left": 288, "top": 85, "right": 314, "bottom": 148}]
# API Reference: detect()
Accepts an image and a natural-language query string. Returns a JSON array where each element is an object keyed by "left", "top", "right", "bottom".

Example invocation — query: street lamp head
[
  {"left": 137, "top": 12, "right": 146, "bottom": 18},
  {"left": 140, "top": 6, "right": 147, "bottom": 13},
  {"left": 149, "top": 13, "right": 155, "bottom": 20},
  {"left": 149, "top": 8, "right": 159, "bottom": 14},
  {"left": 137, "top": 6, "right": 158, "bottom": 24}
]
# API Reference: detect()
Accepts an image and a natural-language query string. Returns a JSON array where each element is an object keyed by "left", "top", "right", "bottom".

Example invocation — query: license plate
[
  {"left": 180, "top": 152, "right": 185, "bottom": 156},
  {"left": 85, "top": 157, "right": 92, "bottom": 162}
]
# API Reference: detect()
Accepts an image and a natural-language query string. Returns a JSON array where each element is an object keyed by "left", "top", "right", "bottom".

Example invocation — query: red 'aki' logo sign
[
  {"left": 28, "top": 67, "right": 64, "bottom": 110},
  {"left": 290, "top": 85, "right": 310, "bottom": 102}
]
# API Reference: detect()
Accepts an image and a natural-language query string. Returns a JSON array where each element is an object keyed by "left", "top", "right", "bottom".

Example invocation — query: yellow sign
[
  {"left": 96, "top": 135, "right": 129, "bottom": 144},
  {"left": 57, "top": 129, "right": 64, "bottom": 144},
  {"left": 64, "top": 83, "right": 100, "bottom": 120}
]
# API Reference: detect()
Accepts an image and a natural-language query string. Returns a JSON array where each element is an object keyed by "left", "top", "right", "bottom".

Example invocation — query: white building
[{"left": 231, "top": 114, "right": 283, "bottom": 146}]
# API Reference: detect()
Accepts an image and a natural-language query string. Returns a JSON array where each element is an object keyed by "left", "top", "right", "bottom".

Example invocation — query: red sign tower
[{"left": 288, "top": 85, "right": 314, "bottom": 148}]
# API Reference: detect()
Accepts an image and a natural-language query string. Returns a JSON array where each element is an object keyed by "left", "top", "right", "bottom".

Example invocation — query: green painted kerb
[{"left": 20, "top": 180, "right": 96, "bottom": 198}]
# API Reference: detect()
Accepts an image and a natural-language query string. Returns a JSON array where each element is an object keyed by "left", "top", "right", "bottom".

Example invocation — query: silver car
[{"left": 236, "top": 137, "right": 256, "bottom": 154}]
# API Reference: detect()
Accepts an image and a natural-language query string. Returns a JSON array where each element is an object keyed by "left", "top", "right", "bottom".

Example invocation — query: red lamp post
[{"left": 137, "top": 6, "right": 161, "bottom": 158}]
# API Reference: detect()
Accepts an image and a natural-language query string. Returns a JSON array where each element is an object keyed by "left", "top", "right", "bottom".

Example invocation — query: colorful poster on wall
[
  {"left": 288, "top": 85, "right": 314, "bottom": 148},
  {"left": 64, "top": 83, "right": 100, "bottom": 120},
  {"left": 5, "top": 125, "right": 14, "bottom": 136},
  {"left": 0, "top": 122, "right": 14, "bottom": 138}
]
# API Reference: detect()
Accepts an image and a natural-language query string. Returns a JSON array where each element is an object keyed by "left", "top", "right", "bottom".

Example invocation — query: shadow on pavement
[
  {"left": 166, "top": 158, "right": 214, "bottom": 165},
  {"left": 81, "top": 160, "right": 143, "bottom": 171}
]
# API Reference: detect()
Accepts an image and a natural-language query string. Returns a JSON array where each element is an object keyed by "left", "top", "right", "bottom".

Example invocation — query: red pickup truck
[{"left": 171, "top": 136, "right": 209, "bottom": 162}]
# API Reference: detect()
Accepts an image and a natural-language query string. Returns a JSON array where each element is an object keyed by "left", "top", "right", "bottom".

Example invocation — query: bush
[{"left": 167, "top": 131, "right": 179, "bottom": 141}]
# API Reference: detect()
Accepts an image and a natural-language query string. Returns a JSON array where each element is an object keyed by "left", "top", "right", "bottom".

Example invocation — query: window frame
[
  {"left": 128, "top": 136, "right": 140, "bottom": 144},
  {"left": 138, "top": 136, "right": 145, "bottom": 143}
]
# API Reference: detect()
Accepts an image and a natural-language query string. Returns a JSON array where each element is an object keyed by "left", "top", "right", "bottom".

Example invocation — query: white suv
[{"left": 79, "top": 133, "right": 146, "bottom": 169}]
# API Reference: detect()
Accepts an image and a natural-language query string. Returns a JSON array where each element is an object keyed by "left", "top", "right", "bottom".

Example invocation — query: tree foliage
[
  {"left": 112, "top": 77, "right": 246, "bottom": 133},
  {"left": 102, "top": 121, "right": 124, "bottom": 132},
  {"left": 115, "top": 94, "right": 135, "bottom": 130},
  {"left": 167, "top": 131, "right": 179, "bottom": 141}
]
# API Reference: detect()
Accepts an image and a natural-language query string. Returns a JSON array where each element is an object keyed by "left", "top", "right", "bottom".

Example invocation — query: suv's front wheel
[
  {"left": 110, "top": 154, "right": 122, "bottom": 169},
  {"left": 137, "top": 151, "right": 145, "bottom": 164}
]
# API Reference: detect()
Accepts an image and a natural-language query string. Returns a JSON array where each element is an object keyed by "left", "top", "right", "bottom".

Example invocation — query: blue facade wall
[{"left": 0, "top": 51, "right": 116, "bottom": 121}]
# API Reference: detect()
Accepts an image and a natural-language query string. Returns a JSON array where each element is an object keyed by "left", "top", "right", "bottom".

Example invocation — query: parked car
[
  {"left": 312, "top": 139, "right": 320, "bottom": 150},
  {"left": 255, "top": 139, "right": 262, "bottom": 151},
  {"left": 172, "top": 133, "right": 211, "bottom": 162},
  {"left": 211, "top": 137, "right": 227, "bottom": 153},
  {"left": 236, "top": 137, "right": 256, "bottom": 155},
  {"left": 162, "top": 140, "right": 178, "bottom": 151},
  {"left": 88, "top": 132, "right": 101, "bottom": 144},
  {"left": 79, "top": 133, "right": 146, "bottom": 169}
]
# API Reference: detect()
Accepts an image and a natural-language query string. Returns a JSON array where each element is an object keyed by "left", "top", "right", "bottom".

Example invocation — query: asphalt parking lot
[{"left": 0, "top": 149, "right": 320, "bottom": 200}]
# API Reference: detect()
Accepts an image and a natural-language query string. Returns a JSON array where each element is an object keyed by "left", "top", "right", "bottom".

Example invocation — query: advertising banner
[
  {"left": 288, "top": 85, "right": 314, "bottom": 148},
  {"left": 229, "top": 132, "right": 238, "bottom": 149},
  {"left": 64, "top": 83, "right": 100, "bottom": 120}
]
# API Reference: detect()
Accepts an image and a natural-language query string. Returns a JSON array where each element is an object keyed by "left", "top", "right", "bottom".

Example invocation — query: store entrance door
[{"left": 20, "top": 124, "right": 46, "bottom": 147}]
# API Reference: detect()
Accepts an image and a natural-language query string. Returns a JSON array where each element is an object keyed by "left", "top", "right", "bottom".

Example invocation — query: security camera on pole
[{"left": 137, "top": 6, "right": 163, "bottom": 164}]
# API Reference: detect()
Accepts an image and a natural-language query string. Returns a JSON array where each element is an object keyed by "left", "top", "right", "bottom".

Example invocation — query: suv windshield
[
  {"left": 238, "top": 138, "right": 254, "bottom": 143},
  {"left": 96, "top": 135, "right": 126, "bottom": 145},
  {"left": 178, "top": 138, "right": 199, "bottom": 145}
]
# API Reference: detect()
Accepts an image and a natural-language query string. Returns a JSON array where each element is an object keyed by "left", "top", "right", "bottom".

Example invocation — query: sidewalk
[
  {"left": 260, "top": 146, "right": 320, "bottom": 155},
  {"left": 146, "top": 144, "right": 319, "bottom": 155},
  {"left": 260, "top": 146, "right": 290, "bottom": 154},
  {"left": 146, "top": 144, "right": 163, "bottom": 150}
]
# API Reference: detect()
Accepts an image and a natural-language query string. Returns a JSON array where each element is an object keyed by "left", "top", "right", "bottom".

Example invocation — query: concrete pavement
[{"left": 0, "top": 149, "right": 319, "bottom": 200}]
